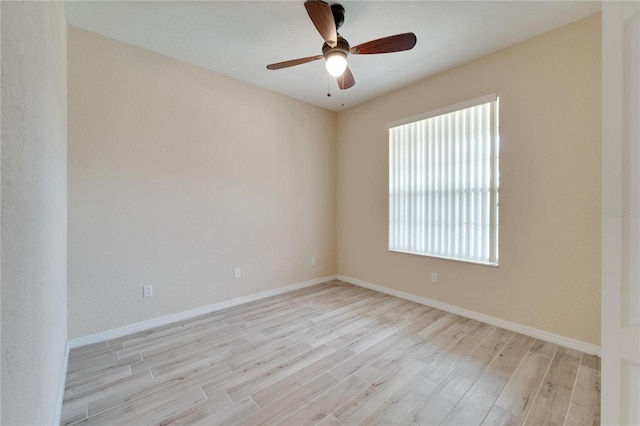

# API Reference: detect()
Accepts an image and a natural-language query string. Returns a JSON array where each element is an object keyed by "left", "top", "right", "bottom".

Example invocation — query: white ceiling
[{"left": 65, "top": 1, "right": 601, "bottom": 112}]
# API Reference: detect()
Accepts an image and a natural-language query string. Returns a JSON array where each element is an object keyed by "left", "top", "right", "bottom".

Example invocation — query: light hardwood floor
[{"left": 62, "top": 280, "right": 600, "bottom": 425}]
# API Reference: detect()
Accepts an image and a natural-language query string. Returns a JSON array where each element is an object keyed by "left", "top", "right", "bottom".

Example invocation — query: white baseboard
[
  {"left": 69, "top": 275, "right": 337, "bottom": 349},
  {"left": 68, "top": 272, "right": 599, "bottom": 355},
  {"left": 337, "top": 274, "right": 601, "bottom": 356},
  {"left": 54, "top": 340, "right": 70, "bottom": 426}
]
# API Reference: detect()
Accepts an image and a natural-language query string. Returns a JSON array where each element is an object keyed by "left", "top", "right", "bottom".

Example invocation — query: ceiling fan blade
[
  {"left": 350, "top": 32, "right": 417, "bottom": 55},
  {"left": 266, "top": 55, "right": 323, "bottom": 70},
  {"left": 337, "top": 66, "right": 355, "bottom": 90},
  {"left": 304, "top": 0, "right": 337, "bottom": 47}
]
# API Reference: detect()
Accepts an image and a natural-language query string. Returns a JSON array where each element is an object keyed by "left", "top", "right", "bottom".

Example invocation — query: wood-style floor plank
[
  {"left": 453, "top": 328, "right": 514, "bottom": 380},
  {"left": 565, "top": 362, "right": 601, "bottom": 425},
  {"left": 532, "top": 346, "right": 581, "bottom": 416},
  {"left": 62, "top": 280, "right": 600, "bottom": 425},
  {"left": 398, "top": 372, "right": 475, "bottom": 425},
  {"left": 483, "top": 352, "right": 550, "bottom": 425},
  {"left": 224, "top": 344, "right": 334, "bottom": 403},
  {"left": 333, "top": 360, "right": 426, "bottom": 425},
  {"left": 279, "top": 374, "right": 369, "bottom": 425},
  {"left": 86, "top": 362, "right": 228, "bottom": 418},
  {"left": 240, "top": 372, "right": 340, "bottom": 425},
  {"left": 525, "top": 404, "right": 566, "bottom": 426},
  {"left": 250, "top": 347, "right": 355, "bottom": 408},
  {"left": 194, "top": 396, "right": 259, "bottom": 426},
  {"left": 359, "top": 373, "right": 439, "bottom": 425},
  {"left": 156, "top": 390, "right": 234, "bottom": 426},
  {"left": 441, "top": 370, "right": 508, "bottom": 426}
]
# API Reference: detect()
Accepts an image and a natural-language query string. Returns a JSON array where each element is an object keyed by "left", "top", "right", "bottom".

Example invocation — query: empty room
[{"left": 1, "top": 1, "right": 638, "bottom": 425}]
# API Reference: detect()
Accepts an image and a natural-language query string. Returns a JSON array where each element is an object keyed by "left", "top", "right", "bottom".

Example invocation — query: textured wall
[
  {"left": 337, "top": 15, "right": 601, "bottom": 345},
  {"left": 67, "top": 27, "right": 337, "bottom": 338},
  {"left": 1, "top": 2, "right": 68, "bottom": 424}
]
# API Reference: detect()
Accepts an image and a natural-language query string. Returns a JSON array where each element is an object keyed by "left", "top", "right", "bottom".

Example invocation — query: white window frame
[{"left": 388, "top": 94, "right": 500, "bottom": 266}]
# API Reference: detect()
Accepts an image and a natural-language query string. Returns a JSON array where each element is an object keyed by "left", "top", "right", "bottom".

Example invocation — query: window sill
[{"left": 389, "top": 248, "right": 499, "bottom": 267}]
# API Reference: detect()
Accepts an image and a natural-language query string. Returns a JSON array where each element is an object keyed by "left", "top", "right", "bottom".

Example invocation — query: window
[{"left": 388, "top": 95, "right": 499, "bottom": 265}]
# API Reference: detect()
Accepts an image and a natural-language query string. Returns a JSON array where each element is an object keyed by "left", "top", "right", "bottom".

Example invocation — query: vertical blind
[{"left": 388, "top": 95, "right": 499, "bottom": 265}]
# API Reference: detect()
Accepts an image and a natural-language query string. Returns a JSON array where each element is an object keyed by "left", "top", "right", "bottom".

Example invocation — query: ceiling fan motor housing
[{"left": 322, "top": 35, "right": 350, "bottom": 58}]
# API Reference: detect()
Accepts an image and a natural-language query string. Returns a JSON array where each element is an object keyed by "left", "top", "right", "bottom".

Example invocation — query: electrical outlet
[
  {"left": 234, "top": 267, "right": 241, "bottom": 279},
  {"left": 143, "top": 284, "right": 153, "bottom": 298},
  {"left": 431, "top": 273, "right": 438, "bottom": 284},
  {"left": 311, "top": 257, "right": 316, "bottom": 266}
]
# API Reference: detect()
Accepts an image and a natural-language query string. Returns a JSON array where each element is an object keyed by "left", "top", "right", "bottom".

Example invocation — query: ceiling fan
[{"left": 266, "top": 0, "right": 417, "bottom": 90}]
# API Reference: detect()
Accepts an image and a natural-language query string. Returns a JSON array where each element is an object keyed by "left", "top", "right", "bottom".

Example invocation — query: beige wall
[
  {"left": 1, "top": 2, "right": 68, "bottom": 424},
  {"left": 337, "top": 15, "right": 601, "bottom": 345},
  {"left": 67, "top": 27, "right": 337, "bottom": 338}
]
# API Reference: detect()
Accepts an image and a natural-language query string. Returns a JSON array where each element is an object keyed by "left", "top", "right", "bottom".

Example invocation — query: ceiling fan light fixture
[
  {"left": 325, "top": 51, "right": 348, "bottom": 77},
  {"left": 266, "top": 1, "right": 418, "bottom": 92}
]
